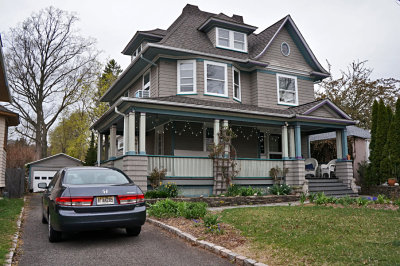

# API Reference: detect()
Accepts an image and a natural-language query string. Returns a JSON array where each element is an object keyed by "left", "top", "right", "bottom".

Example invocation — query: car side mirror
[{"left": 38, "top": 183, "right": 48, "bottom": 189}]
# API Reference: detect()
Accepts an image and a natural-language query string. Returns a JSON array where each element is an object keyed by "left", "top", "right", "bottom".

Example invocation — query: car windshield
[{"left": 63, "top": 169, "right": 131, "bottom": 185}]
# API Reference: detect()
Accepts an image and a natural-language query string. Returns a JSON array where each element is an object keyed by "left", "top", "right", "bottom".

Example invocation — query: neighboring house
[
  {"left": 309, "top": 125, "right": 371, "bottom": 183},
  {"left": 26, "top": 153, "right": 83, "bottom": 192},
  {"left": 91, "top": 4, "right": 357, "bottom": 196},
  {"left": 0, "top": 36, "right": 19, "bottom": 195}
]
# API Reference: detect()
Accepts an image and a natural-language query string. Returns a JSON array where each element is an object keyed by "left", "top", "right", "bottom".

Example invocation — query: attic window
[
  {"left": 281, "top": 42, "right": 290, "bottom": 56},
  {"left": 131, "top": 44, "right": 143, "bottom": 61},
  {"left": 216, "top": 28, "right": 247, "bottom": 52}
]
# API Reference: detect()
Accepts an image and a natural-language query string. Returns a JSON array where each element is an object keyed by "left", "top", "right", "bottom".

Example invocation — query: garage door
[{"left": 32, "top": 171, "right": 57, "bottom": 192}]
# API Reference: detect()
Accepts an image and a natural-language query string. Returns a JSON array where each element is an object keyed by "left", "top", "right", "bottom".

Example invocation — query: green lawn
[
  {"left": 0, "top": 198, "right": 24, "bottom": 265},
  {"left": 221, "top": 206, "right": 400, "bottom": 265}
]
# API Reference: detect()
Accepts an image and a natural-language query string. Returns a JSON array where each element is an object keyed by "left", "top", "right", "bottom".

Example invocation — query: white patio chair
[
  {"left": 304, "top": 158, "right": 318, "bottom": 178},
  {"left": 320, "top": 159, "right": 336, "bottom": 178}
]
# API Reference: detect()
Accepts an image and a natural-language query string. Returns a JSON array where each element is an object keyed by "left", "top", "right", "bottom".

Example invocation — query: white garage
[{"left": 26, "top": 153, "right": 83, "bottom": 192}]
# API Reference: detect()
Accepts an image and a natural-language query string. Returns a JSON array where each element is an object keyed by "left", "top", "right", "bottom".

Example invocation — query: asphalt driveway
[{"left": 16, "top": 194, "right": 232, "bottom": 266}]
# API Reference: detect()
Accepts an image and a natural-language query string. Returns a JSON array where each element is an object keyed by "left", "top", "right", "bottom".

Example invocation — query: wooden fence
[{"left": 5, "top": 168, "right": 25, "bottom": 198}]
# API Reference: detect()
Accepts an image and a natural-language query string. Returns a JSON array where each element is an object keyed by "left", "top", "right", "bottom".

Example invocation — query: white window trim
[
  {"left": 215, "top": 27, "right": 248, "bottom": 53},
  {"left": 117, "top": 137, "right": 123, "bottom": 150},
  {"left": 204, "top": 60, "right": 228, "bottom": 97},
  {"left": 131, "top": 43, "right": 143, "bottom": 61},
  {"left": 276, "top": 73, "right": 298, "bottom": 106},
  {"left": 142, "top": 69, "right": 151, "bottom": 91},
  {"left": 177, "top": 60, "right": 197, "bottom": 94},
  {"left": 232, "top": 66, "right": 241, "bottom": 101}
]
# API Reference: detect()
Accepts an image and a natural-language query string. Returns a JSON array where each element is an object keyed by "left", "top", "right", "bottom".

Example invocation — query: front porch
[{"left": 93, "top": 97, "right": 357, "bottom": 196}]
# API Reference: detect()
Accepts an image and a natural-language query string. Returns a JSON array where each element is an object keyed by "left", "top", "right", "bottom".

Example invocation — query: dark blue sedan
[{"left": 39, "top": 167, "right": 146, "bottom": 242}]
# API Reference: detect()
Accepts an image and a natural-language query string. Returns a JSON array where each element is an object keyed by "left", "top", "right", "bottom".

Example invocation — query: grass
[
  {"left": 0, "top": 198, "right": 24, "bottom": 265},
  {"left": 221, "top": 206, "right": 400, "bottom": 265}
]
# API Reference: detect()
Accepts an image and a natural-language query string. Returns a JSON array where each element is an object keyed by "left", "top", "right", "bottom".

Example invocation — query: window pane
[
  {"left": 234, "top": 41, "right": 244, "bottom": 50},
  {"left": 269, "top": 134, "right": 282, "bottom": 152},
  {"left": 218, "top": 38, "right": 229, "bottom": 47},
  {"left": 207, "top": 80, "right": 225, "bottom": 94},
  {"left": 180, "top": 69, "right": 193, "bottom": 78},
  {"left": 233, "top": 70, "right": 239, "bottom": 85},
  {"left": 207, "top": 64, "right": 225, "bottom": 80},
  {"left": 218, "top": 28, "right": 229, "bottom": 39},
  {"left": 234, "top": 32, "right": 245, "bottom": 42},
  {"left": 144, "top": 73, "right": 150, "bottom": 84},
  {"left": 234, "top": 84, "right": 239, "bottom": 98},
  {"left": 279, "top": 91, "right": 296, "bottom": 103},
  {"left": 180, "top": 77, "right": 193, "bottom": 85},
  {"left": 279, "top": 77, "right": 295, "bottom": 91},
  {"left": 180, "top": 85, "right": 194, "bottom": 92},
  {"left": 180, "top": 62, "right": 193, "bottom": 71}
]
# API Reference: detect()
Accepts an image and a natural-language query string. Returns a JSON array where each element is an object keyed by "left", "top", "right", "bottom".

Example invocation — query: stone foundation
[
  {"left": 336, "top": 160, "right": 357, "bottom": 193},
  {"left": 123, "top": 155, "right": 148, "bottom": 192},
  {"left": 362, "top": 185, "right": 400, "bottom": 199},
  {"left": 284, "top": 160, "right": 307, "bottom": 194}
]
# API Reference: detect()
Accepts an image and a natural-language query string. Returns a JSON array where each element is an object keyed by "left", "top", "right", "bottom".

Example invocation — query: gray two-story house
[{"left": 92, "top": 4, "right": 357, "bottom": 196}]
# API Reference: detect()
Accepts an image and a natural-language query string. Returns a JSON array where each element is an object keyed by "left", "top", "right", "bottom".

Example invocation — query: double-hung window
[
  {"left": 216, "top": 28, "right": 247, "bottom": 52},
  {"left": 276, "top": 74, "right": 298, "bottom": 106},
  {"left": 177, "top": 60, "right": 196, "bottom": 94},
  {"left": 140, "top": 71, "right": 150, "bottom": 98},
  {"left": 204, "top": 61, "right": 228, "bottom": 97},
  {"left": 232, "top": 67, "right": 241, "bottom": 101}
]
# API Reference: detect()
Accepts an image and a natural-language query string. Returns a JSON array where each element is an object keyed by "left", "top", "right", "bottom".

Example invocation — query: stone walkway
[{"left": 208, "top": 201, "right": 302, "bottom": 211}]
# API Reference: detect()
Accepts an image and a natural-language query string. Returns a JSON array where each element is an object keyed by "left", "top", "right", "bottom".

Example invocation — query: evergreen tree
[
  {"left": 369, "top": 100, "right": 379, "bottom": 160},
  {"left": 386, "top": 99, "right": 400, "bottom": 177},
  {"left": 84, "top": 132, "right": 97, "bottom": 166}
]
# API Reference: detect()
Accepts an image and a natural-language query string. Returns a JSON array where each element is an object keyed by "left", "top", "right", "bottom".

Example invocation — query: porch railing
[
  {"left": 236, "top": 159, "right": 282, "bottom": 178},
  {"left": 148, "top": 156, "right": 213, "bottom": 177}
]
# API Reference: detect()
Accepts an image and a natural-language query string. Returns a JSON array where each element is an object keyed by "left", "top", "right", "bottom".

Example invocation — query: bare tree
[{"left": 5, "top": 6, "right": 99, "bottom": 159}]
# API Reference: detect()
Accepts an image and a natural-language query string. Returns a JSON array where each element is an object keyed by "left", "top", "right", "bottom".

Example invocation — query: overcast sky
[{"left": 1, "top": 0, "right": 399, "bottom": 80}]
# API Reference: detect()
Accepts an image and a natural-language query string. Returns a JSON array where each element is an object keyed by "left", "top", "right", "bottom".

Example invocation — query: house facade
[
  {"left": 0, "top": 37, "right": 19, "bottom": 195},
  {"left": 92, "top": 4, "right": 357, "bottom": 196}
]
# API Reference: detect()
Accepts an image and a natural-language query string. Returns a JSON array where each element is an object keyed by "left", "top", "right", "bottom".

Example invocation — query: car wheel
[
  {"left": 42, "top": 212, "right": 47, "bottom": 224},
  {"left": 48, "top": 213, "right": 62, "bottom": 242},
  {"left": 126, "top": 226, "right": 141, "bottom": 236}
]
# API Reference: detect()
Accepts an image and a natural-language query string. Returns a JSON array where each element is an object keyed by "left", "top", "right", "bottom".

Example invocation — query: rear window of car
[{"left": 63, "top": 169, "right": 131, "bottom": 185}]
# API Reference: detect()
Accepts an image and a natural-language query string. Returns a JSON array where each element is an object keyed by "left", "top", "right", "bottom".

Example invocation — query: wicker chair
[{"left": 304, "top": 158, "right": 318, "bottom": 178}]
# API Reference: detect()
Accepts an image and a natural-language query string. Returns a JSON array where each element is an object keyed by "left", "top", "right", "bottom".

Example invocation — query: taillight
[
  {"left": 56, "top": 197, "right": 93, "bottom": 206},
  {"left": 118, "top": 194, "right": 145, "bottom": 205}
]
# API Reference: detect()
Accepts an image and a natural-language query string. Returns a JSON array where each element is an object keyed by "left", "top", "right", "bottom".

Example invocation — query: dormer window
[
  {"left": 131, "top": 44, "right": 143, "bottom": 61},
  {"left": 216, "top": 28, "right": 247, "bottom": 52}
]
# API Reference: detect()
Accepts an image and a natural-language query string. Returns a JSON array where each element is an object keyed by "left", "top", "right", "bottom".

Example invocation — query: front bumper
[{"left": 51, "top": 205, "right": 146, "bottom": 232}]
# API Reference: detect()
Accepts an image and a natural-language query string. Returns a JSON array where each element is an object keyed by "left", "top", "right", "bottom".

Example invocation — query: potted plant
[{"left": 388, "top": 178, "right": 396, "bottom": 186}]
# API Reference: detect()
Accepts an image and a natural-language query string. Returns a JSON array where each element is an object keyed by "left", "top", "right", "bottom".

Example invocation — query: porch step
[{"left": 307, "top": 178, "right": 358, "bottom": 197}]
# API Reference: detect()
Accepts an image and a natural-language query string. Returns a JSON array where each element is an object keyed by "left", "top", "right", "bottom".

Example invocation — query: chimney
[
  {"left": 232, "top": 15, "right": 243, "bottom": 23},
  {"left": 182, "top": 4, "right": 199, "bottom": 14}
]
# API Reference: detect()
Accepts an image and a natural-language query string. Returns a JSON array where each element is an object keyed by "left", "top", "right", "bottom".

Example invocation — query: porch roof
[{"left": 91, "top": 96, "right": 356, "bottom": 134}]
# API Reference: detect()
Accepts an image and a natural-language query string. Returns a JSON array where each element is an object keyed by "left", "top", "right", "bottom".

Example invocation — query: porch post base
[
  {"left": 283, "top": 160, "right": 308, "bottom": 195},
  {"left": 123, "top": 155, "right": 148, "bottom": 192},
  {"left": 336, "top": 160, "right": 357, "bottom": 193}
]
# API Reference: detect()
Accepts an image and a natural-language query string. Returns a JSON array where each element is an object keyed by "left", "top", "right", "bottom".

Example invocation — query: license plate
[{"left": 96, "top": 196, "right": 115, "bottom": 205}]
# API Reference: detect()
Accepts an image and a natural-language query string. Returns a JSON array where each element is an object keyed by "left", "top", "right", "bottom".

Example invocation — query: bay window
[{"left": 204, "top": 61, "right": 228, "bottom": 97}]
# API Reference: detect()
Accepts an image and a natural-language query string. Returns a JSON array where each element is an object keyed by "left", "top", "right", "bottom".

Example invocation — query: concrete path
[{"left": 16, "top": 194, "right": 231, "bottom": 266}]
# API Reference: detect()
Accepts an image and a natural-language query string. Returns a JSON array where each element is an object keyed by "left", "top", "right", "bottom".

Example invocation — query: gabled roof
[
  {"left": 0, "top": 105, "right": 19, "bottom": 126},
  {"left": 309, "top": 126, "right": 371, "bottom": 141},
  {"left": 198, "top": 15, "right": 257, "bottom": 34},
  {"left": 0, "top": 36, "right": 12, "bottom": 103},
  {"left": 122, "top": 28, "right": 167, "bottom": 55},
  {"left": 26, "top": 153, "right": 83, "bottom": 166},
  {"left": 289, "top": 99, "right": 352, "bottom": 120},
  {"left": 251, "top": 15, "right": 329, "bottom": 75}
]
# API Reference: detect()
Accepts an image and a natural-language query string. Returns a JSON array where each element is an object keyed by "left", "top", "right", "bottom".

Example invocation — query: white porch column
[
  {"left": 97, "top": 132, "right": 102, "bottom": 166},
  {"left": 123, "top": 114, "right": 129, "bottom": 155},
  {"left": 222, "top": 120, "right": 229, "bottom": 157},
  {"left": 336, "top": 130, "right": 343, "bottom": 160},
  {"left": 288, "top": 127, "right": 295, "bottom": 158},
  {"left": 128, "top": 111, "right": 136, "bottom": 154},
  {"left": 110, "top": 125, "right": 117, "bottom": 158},
  {"left": 213, "top": 119, "right": 220, "bottom": 145},
  {"left": 282, "top": 124, "right": 289, "bottom": 159},
  {"left": 139, "top": 112, "right": 146, "bottom": 154}
]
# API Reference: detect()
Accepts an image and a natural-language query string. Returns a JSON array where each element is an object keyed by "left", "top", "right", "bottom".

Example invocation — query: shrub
[
  {"left": 226, "top": 184, "right": 263, "bottom": 196},
  {"left": 148, "top": 198, "right": 180, "bottom": 218},
  {"left": 300, "top": 193, "right": 307, "bottom": 204},
  {"left": 148, "top": 167, "right": 167, "bottom": 189},
  {"left": 269, "top": 184, "right": 292, "bottom": 195},
  {"left": 376, "top": 194, "right": 386, "bottom": 204},
  {"left": 145, "top": 182, "right": 179, "bottom": 199},
  {"left": 338, "top": 196, "right": 356, "bottom": 206},
  {"left": 145, "top": 189, "right": 169, "bottom": 199},
  {"left": 356, "top": 197, "right": 370, "bottom": 206},
  {"left": 315, "top": 192, "right": 329, "bottom": 205},
  {"left": 178, "top": 202, "right": 208, "bottom": 219},
  {"left": 308, "top": 193, "right": 317, "bottom": 203}
]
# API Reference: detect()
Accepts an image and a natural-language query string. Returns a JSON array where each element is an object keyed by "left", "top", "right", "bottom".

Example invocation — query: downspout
[{"left": 114, "top": 106, "right": 124, "bottom": 117}]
